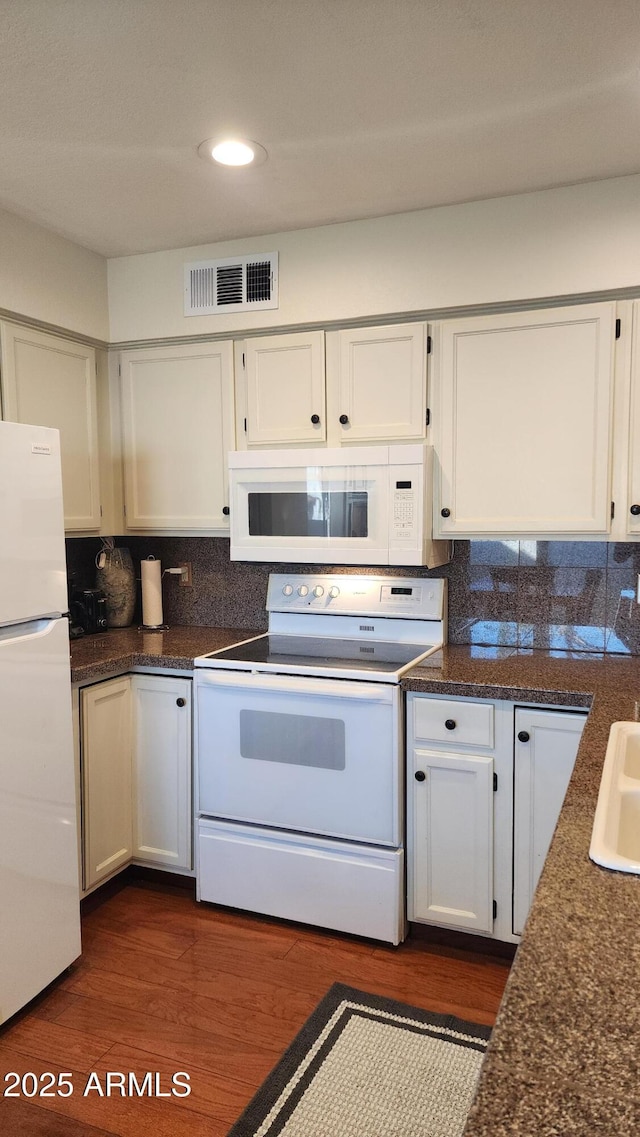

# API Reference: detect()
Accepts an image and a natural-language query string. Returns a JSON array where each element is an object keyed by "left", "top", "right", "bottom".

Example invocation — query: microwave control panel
[
  {"left": 388, "top": 462, "right": 424, "bottom": 557},
  {"left": 392, "top": 481, "right": 416, "bottom": 541}
]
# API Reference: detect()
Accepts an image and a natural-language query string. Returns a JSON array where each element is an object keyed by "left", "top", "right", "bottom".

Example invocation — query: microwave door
[
  {"left": 231, "top": 462, "right": 392, "bottom": 564},
  {"left": 249, "top": 491, "right": 329, "bottom": 538},
  {"left": 249, "top": 489, "right": 366, "bottom": 539}
]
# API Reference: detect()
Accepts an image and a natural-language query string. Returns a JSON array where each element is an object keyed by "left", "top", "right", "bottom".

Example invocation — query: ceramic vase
[{"left": 95, "top": 546, "right": 136, "bottom": 627}]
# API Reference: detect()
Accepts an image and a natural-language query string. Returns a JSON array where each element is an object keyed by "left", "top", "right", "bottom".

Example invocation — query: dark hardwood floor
[{"left": 0, "top": 882, "right": 511, "bottom": 1136}]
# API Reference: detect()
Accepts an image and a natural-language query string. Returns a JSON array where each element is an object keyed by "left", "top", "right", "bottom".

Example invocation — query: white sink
[{"left": 590, "top": 722, "right": 640, "bottom": 873}]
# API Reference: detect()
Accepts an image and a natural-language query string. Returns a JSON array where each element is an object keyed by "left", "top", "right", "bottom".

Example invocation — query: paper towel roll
[{"left": 141, "top": 557, "right": 164, "bottom": 628}]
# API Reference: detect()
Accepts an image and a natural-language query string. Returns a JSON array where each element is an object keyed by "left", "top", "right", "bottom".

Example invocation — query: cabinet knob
[
  {"left": 339, "top": 414, "right": 349, "bottom": 425},
  {"left": 441, "top": 508, "right": 451, "bottom": 518},
  {"left": 517, "top": 730, "right": 530, "bottom": 743},
  {"left": 222, "top": 506, "right": 230, "bottom": 516},
  {"left": 176, "top": 697, "right": 186, "bottom": 707},
  {"left": 310, "top": 414, "right": 320, "bottom": 425},
  {"left": 444, "top": 718, "right": 456, "bottom": 731},
  {"left": 414, "top": 770, "right": 426, "bottom": 782},
  {"left": 631, "top": 504, "right": 640, "bottom": 516}
]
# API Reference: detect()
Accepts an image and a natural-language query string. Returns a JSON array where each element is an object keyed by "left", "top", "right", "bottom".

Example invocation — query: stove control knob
[
  {"left": 328, "top": 585, "right": 340, "bottom": 598},
  {"left": 282, "top": 584, "right": 294, "bottom": 596},
  {"left": 313, "top": 585, "right": 324, "bottom": 598},
  {"left": 298, "top": 585, "right": 309, "bottom": 597}
]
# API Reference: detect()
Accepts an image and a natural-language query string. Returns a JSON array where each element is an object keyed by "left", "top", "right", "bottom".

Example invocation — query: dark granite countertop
[
  {"left": 405, "top": 645, "right": 640, "bottom": 1137},
  {"left": 69, "top": 624, "right": 262, "bottom": 684},
  {"left": 71, "top": 630, "right": 640, "bottom": 1132}
]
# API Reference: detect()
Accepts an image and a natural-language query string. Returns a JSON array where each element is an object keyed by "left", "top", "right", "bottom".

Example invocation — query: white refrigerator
[{"left": 0, "top": 420, "right": 81, "bottom": 1024}]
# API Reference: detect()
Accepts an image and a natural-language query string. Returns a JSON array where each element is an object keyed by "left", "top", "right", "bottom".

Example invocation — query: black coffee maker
[{"left": 70, "top": 587, "right": 108, "bottom": 634}]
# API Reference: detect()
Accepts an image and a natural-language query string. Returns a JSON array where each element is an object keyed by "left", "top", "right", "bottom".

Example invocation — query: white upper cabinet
[
  {"left": 120, "top": 340, "right": 234, "bottom": 530},
  {"left": 0, "top": 322, "right": 100, "bottom": 531},
  {"left": 238, "top": 322, "right": 429, "bottom": 449},
  {"left": 433, "top": 303, "right": 617, "bottom": 538},
  {"left": 624, "top": 301, "right": 640, "bottom": 536},
  {"left": 244, "top": 331, "right": 326, "bottom": 445},
  {"left": 326, "top": 322, "right": 428, "bottom": 444}
]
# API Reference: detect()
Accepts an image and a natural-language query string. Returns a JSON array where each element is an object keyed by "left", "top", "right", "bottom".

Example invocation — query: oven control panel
[{"left": 267, "top": 574, "right": 445, "bottom": 619}]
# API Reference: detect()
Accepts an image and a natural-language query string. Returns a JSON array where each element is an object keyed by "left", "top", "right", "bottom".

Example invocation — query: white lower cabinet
[
  {"left": 131, "top": 674, "right": 192, "bottom": 870},
  {"left": 407, "top": 693, "right": 586, "bottom": 943},
  {"left": 411, "top": 749, "right": 494, "bottom": 933},
  {"left": 81, "top": 677, "right": 133, "bottom": 891},
  {"left": 80, "top": 673, "right": 193, "bottom": 892},
  {"left": 512, "top": 707, "right": 585, "bottom": 935}
]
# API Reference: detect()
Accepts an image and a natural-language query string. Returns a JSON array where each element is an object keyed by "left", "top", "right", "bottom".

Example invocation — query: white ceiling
[{"left": 2, "top": 0, "right": 640, "bottom": 258}]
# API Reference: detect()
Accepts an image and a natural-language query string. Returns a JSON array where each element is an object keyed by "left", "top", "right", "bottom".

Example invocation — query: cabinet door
[
  {"left": 244, "top": 331, "right": 325, "bottom": 445},
  {"left": 131, "top": 675, "right": 192, "bottom": 871},
  {"left": 328, "top": 322, "right": 427, "bottom": 443},
  {"left": 0, "top": 322, "right": 100, "bottom": 531},
  {"left": 513, "top": 708, "right": 586, "bottom": 935},
  {"left": 434, "top": 303, "right": 615, "bottom": 536},
  {"left": 626, "top": 301, "right": 640, "bottom": 535},
  {"left": 120, "top": 341, "right": 234, "bottom": 529},
  {"left": 409, "top": 747, "right": 494, "bottom": 933},
  {"left": 81, "top": 677, "right": 132, "bottom": 890}
]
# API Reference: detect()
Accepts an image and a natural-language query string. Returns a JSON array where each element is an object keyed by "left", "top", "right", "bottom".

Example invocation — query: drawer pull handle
[
  {"left": 631, "top": 504, "right": 640, "bottom": 516},
  {"left": 176, "top": 697, "right": 186, "bottom": 707},
  {"left": 518, "top": 730, "right": 530, "bottom": 743},
  {"left": 441, "top": 507, "right": 451, "bottom": 518},
  {"left": 414, "top": 770, "right": 426, "bottom": 782},
  {"left": 311, "top": 414, "right": 320, "bottom": 425},
  {"left": 444, "top": 718, "right": 456, "bottom": 731}
]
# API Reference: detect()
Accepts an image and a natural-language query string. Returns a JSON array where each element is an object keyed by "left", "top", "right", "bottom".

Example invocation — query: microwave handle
[{"left": 195, "top": 669, "right": 395, "bottom": 704}]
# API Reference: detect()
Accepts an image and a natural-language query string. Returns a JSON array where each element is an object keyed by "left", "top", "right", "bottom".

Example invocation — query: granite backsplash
[{"left": 65, "top": 537, "right": 640, "bottom": 655}]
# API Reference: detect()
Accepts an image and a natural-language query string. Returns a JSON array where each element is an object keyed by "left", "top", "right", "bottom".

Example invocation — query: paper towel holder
[
  {"left": 139, "top": 557, "right": 190, "bottom": 630},
  {"left": 164, "top": 567, "right": 190, "bottom": 581},
  {"left": 139, "top": 555, "right": 169, "bottom": 631}
]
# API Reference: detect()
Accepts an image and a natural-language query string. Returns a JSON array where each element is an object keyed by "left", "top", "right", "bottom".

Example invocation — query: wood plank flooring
[{"left": 0, "top": 882, "right": 511, "bottom": 1136}]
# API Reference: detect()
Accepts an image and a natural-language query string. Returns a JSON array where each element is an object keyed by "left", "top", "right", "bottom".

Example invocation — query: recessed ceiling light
[{"left": 197, "top": 137, "right": 267, "bottom": 167}]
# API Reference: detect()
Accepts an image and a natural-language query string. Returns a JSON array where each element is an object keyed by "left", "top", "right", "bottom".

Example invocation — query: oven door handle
[{"left": 195, "top": 669, "right": 395, "bottom": 703}]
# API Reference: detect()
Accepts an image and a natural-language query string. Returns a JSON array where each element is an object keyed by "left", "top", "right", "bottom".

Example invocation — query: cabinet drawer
[{"left": 412, "top": 696, "right": 494, "bottom": 747}]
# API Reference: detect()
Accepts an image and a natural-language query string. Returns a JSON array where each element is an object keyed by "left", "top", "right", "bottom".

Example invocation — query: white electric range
[{"left": 194, "top": 573, "right": 446, "bottom": 944}]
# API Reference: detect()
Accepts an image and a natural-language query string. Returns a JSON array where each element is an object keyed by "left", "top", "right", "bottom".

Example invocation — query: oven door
[
  {"left": 228, "top": 451, "right": 391, "bottom": 564},
  {"left": 195, "top": 670, "right": 401, "bottom": 846}
]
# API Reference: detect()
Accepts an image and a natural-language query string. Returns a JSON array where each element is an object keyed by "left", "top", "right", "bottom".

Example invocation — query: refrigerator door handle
[{"left": 0, "top": 617, "right": 61, "bottom": 646}]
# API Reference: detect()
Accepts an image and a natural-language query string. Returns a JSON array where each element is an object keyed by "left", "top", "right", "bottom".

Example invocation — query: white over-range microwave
[{"left": 228, "top": 444, "right": 451, "bottom": 566}]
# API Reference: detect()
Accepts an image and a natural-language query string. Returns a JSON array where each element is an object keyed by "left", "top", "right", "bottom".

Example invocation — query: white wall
[
  {"left": 0, "top": 207, "right": 108, "bottom": 341},
  {"left": 108, "top": 174, "right": 640, "bottom": 343}
]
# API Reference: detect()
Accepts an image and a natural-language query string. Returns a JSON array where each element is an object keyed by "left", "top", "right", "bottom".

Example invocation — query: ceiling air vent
[{"left": 184, "top": 252, "right": 278, "bottom": 316}]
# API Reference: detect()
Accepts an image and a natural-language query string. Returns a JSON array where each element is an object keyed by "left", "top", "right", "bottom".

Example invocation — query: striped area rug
[{"left": 228, "top": 982, "right": 491, "bottom": 1137}]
